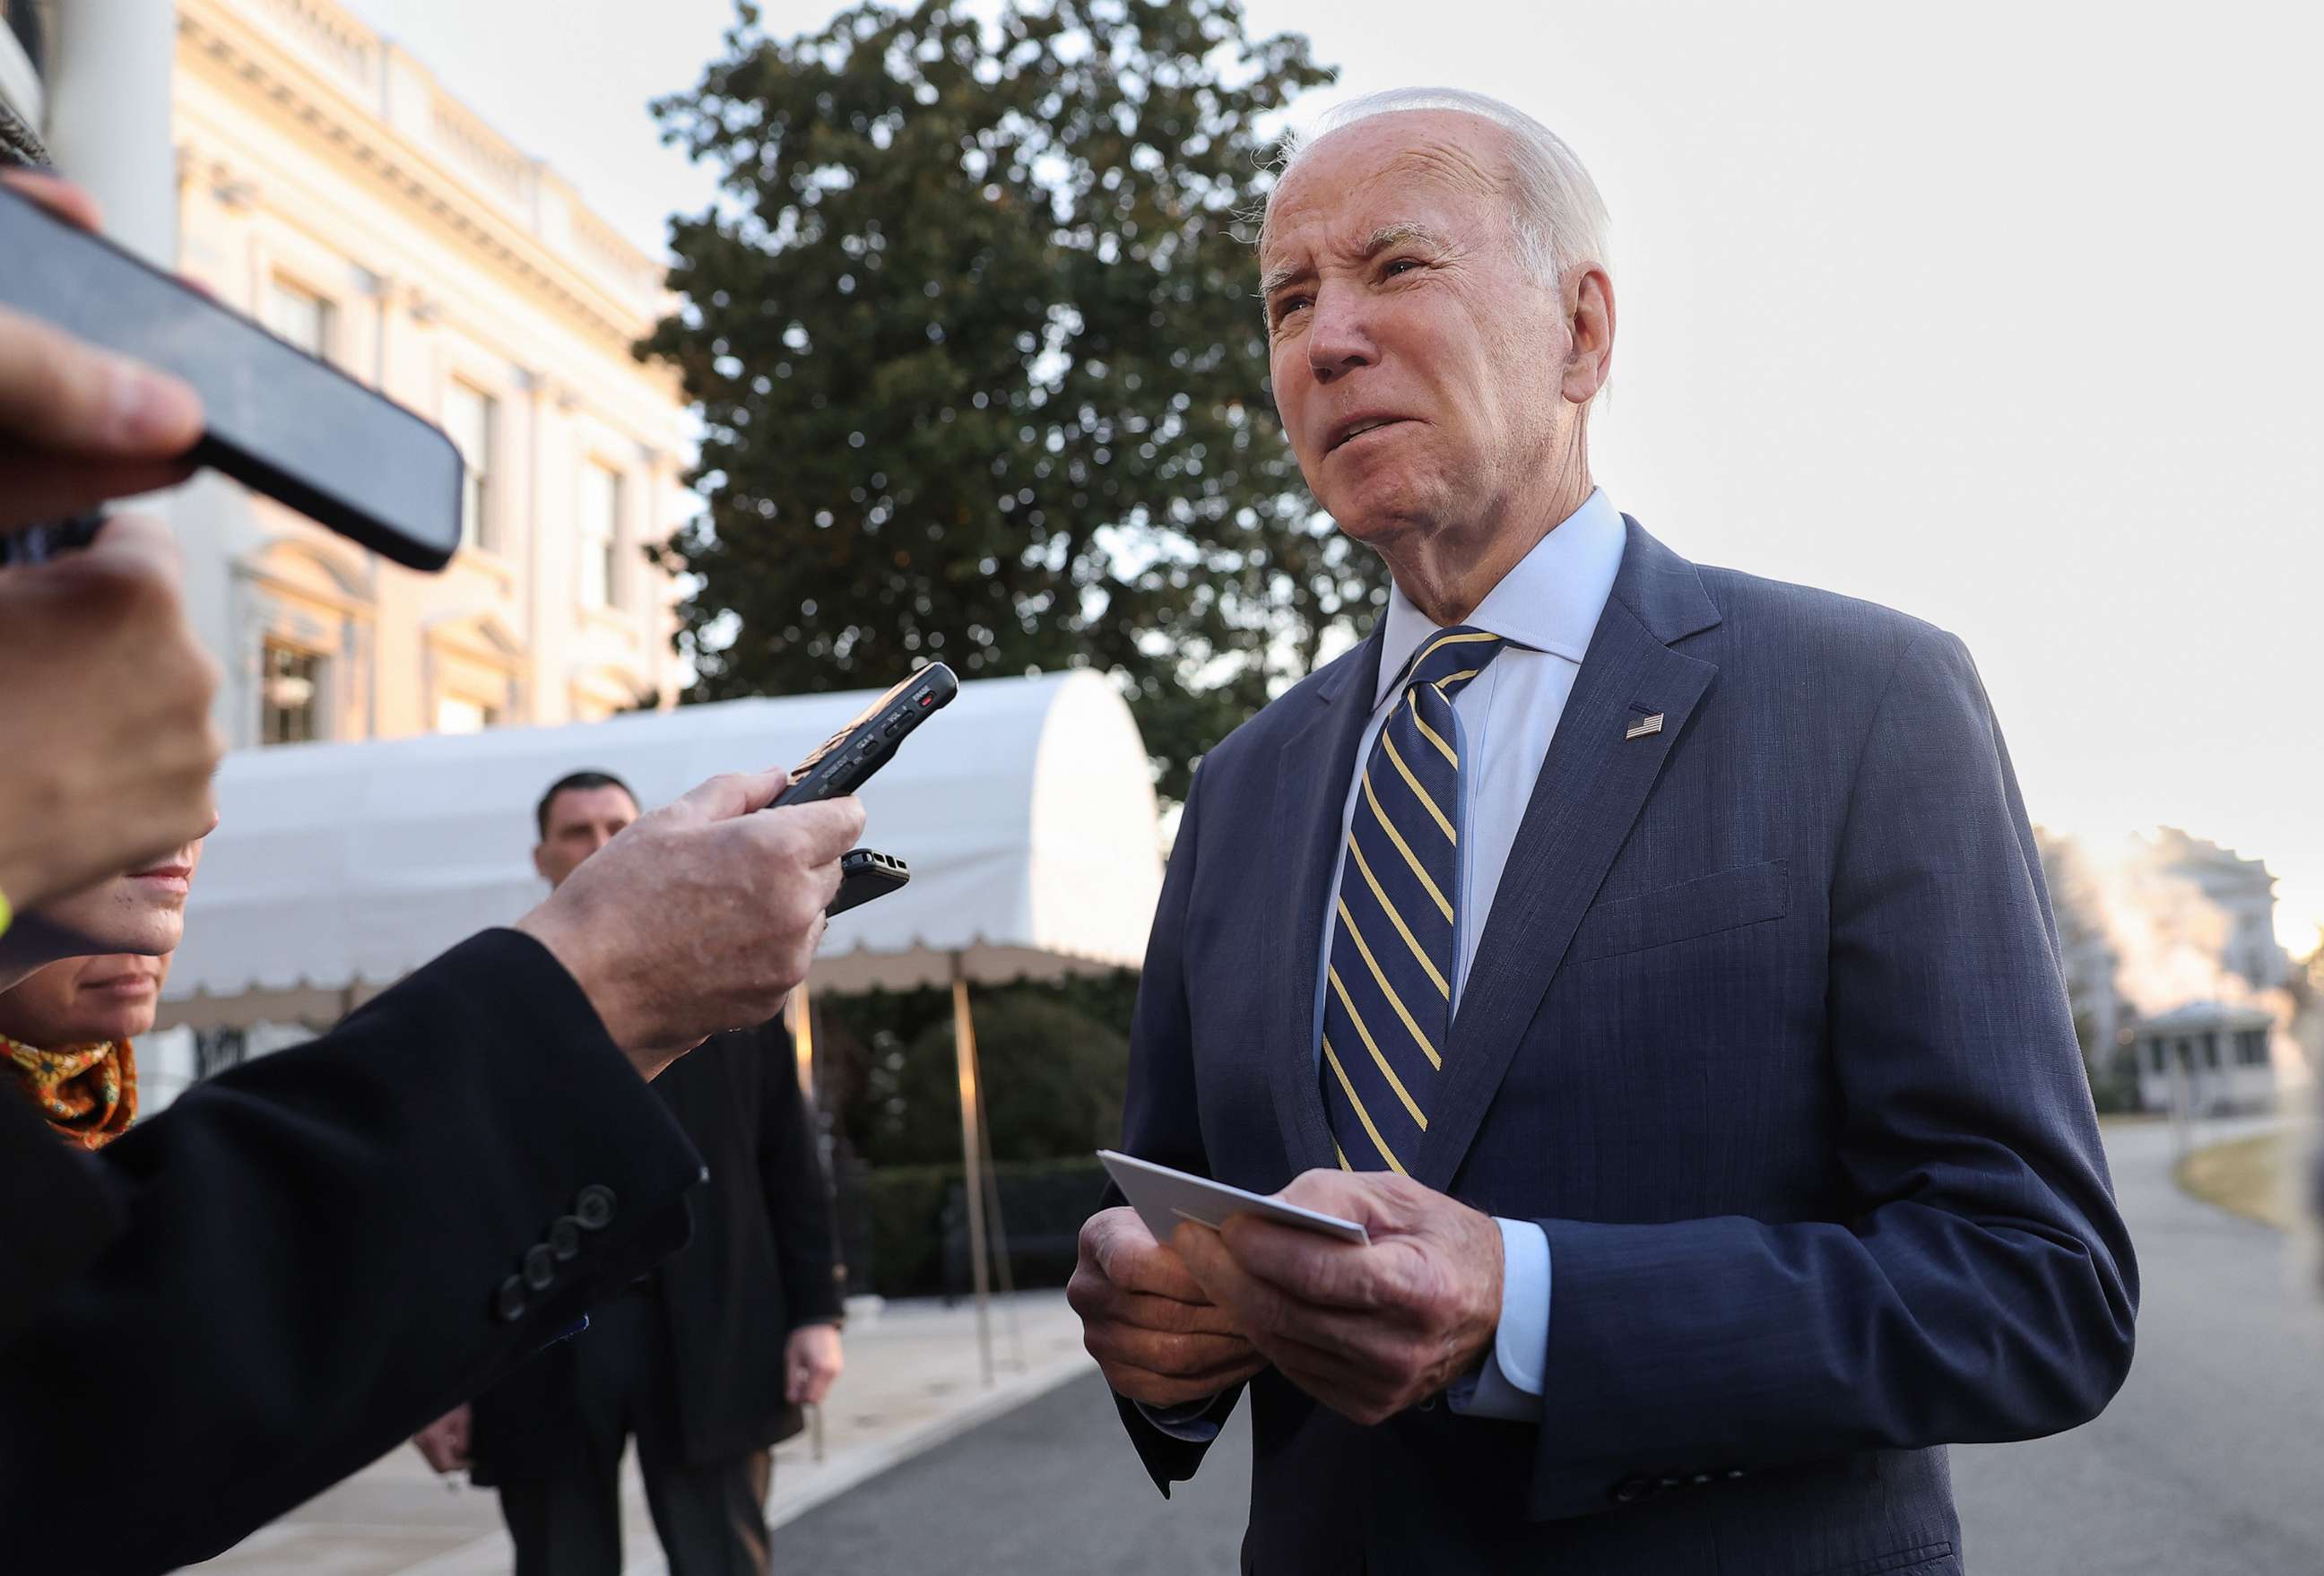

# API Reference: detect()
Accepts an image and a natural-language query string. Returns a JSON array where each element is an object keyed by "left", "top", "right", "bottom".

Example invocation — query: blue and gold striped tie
[{"left": 1322, "top": 627, "right": 1506, "bottom": 1173}]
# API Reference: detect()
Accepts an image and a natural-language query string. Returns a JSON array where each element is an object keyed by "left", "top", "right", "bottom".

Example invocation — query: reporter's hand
[
  {"left": 785, "top": 1322, "right": 844, "bottom": 1407},
  {"left": 1171, "top": 1171, "right": 1504, "bottom": 1427},
  {"left": 0, "top": 170, "right": 204, "bottom": 523},
  {"left": 1067, "top": 1205, "right": 1268, "bottom": 1410},
  {"left": 515, "top": 769, "right": 862, "bottom": 1078},
  {"left": 411, "top": 1403, "right": 471, "bottom": 1476},
  {"left": 0, "top": 513, "right": 222, "bottom": 924}
]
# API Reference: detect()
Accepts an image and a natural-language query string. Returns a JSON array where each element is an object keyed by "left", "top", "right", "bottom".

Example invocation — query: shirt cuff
[
  {"left": 1135, "top": 1396, "right": 1227, "bottom": 1443},
  {"left": 1446, "top": 1217, "right": 1548, "bottom": 1422}
]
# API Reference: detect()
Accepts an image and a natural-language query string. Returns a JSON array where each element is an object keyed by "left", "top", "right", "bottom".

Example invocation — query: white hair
[{"left": 1267, "top": 88, "right": 1612, "bottom": 289}]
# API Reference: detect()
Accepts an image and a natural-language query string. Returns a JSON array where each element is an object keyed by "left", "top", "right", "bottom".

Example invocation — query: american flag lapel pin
[{"left": 1625, "top": 711, "right": 1665, "bottom": 740}]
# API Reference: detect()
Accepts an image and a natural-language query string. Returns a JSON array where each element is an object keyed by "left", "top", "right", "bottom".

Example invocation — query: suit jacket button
[
  {"left": 523, "top": 1243, "right": 558, "bottom": 1291},
  {"left": 1610, "top": 1478, "right": 1651, "bottom": 1504},
  {"left": 575, "top": 1185, "right": 617, "bottom": 1230},
  {"left": 495, "top": 1275, "right": 527, "bottom": 1322},
  {"left": 549, "top": 1216, "right": 583, "bottom": 1261}
]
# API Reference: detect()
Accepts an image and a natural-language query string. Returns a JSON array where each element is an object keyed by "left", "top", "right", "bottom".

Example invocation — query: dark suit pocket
[
  {"left": 1807, "top": 1542, "right": 1957, "bottom": 1576},
  {"left": 1567, "top": 859, "right": 1790, "bottom": 963}
]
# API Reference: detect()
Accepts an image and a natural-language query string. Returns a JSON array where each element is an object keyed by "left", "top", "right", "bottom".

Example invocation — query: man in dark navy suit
[{"left": 1068, "top": 88, "right": 2136, "bottom": 1575}]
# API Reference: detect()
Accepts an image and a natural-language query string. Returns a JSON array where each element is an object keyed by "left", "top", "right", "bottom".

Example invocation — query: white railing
[
  {"left": 218, "top": 0, "right": 663, "bottom": 307},
  {"left": 246, "top": 0, "right": 376, "bottom": 95},
  {"left": 428, "top": 90, "right": 532, "bottom": 207},
  {"left": 571, "top": 203, "right": 664, "bottom": 297}
]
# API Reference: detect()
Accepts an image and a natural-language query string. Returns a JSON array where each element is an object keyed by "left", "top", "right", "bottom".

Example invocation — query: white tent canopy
[{"left": 160, "top": 671, "right": 1164, "bottom": 1030}]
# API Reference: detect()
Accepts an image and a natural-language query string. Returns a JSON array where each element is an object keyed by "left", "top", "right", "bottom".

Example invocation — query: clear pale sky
[{"left": 345, "top": 0, "right": 2322, "bottom": 950}]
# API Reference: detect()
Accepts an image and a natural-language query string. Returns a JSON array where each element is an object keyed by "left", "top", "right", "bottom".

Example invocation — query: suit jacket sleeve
[
  {"left": 1107, "top": 762, "right": 1252, "bottom": 1493},
  {"left": 0, "top": 928, "right": 706, "bottom": 1575},
  {"left": 758, "top": 1020, "right": 845, "bottom": 1328},
  {"left": 1526, "top": 629, "right": 2138, "bottom": 1520},
  {"left": 0, "top": 1094, "right": 127, "bottom": 1352}
]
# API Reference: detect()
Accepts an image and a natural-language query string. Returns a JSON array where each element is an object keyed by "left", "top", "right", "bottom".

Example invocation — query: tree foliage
[
  {"left": 838, "top": 988, "right": 1132, "bottom": 1166},
  {"left": 646, "top": 0, "right": 1383, "bottom": 797}
]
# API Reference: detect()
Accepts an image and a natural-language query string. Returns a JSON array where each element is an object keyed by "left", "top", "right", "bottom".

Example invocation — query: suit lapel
[
  {"left": 1414, "top": 521, "right": 1721, "bottom": 1191},
  {"left": 1261, "top": 631, "right": 1385, "bottom": 1177}
]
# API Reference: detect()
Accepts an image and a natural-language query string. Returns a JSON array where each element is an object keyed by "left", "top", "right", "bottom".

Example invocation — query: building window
[
  {"left": 2148, "top": 1041, "right": 2165, "bottom": 1074},
  {"left": 434, "top": 694, "right": 497, "bottom": 735},
  {"left": 443, "top": 382, "right": 497, "bottom": 552},
  {"left": 2201, "top": 1034, "right": 2221, "bottom": 1070},
  {"left": 577, "top": 462, "right": 621, "bottom": 610},
  {"left": 260, "top": 640, "right": 325, "bottom": 745},
  {"left": 265, "top": 277, "right": 333, "bottom": 359}
]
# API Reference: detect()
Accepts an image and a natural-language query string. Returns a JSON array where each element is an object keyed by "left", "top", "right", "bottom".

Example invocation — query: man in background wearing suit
[
  {"left": 412, "top": 771, "right": 845, "bottom": 1576},
  {"left": 1069, "top": 89, "right": 2137, "bottom": 1574}
]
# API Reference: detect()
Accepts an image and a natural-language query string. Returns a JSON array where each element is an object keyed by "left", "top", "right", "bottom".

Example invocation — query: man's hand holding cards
[
  {"left": 1097, "top": 1150, "right": 1371, "bottom": 1246},
  {"left": 1076, "top": 1156, "right": 1509, "bottom": 1429},
  {"left": 1068, "top": 1165, "right": 1278, "bottom": 1412}
]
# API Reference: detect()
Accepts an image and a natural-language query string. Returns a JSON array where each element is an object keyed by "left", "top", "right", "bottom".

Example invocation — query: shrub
[{"left": 856, "top": 1156, "right": 1110, "bottom": 1300}]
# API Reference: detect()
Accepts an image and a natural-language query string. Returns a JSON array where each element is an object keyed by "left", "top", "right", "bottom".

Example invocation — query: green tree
[
  {"left": 645, "top": 0, "right": 1380, "bottom": 799},
  {"left": 848, "top": 991, "right": 1131, "bottom": 1166}
]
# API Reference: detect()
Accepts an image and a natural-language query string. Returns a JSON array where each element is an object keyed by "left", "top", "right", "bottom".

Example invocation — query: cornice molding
[
  {"left": 178, "top": 4, "right": 662, "bottom": 356},
  {"left": 237, "top": 533, "right": 377, "bottom": 619}
]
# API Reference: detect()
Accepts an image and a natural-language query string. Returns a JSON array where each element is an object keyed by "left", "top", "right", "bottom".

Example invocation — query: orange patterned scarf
[{"left": 4, "top": 1034, "right": 138, "bottom": 1149}]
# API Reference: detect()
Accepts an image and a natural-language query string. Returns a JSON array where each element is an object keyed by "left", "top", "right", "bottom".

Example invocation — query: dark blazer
[
  {"left": 1114, "top": 520, "right": 2138, "bottom": 1576},
  {"left": 0, "top": 929, "right": 706, "bottom": 1576},
  {"left": 470, "top": 1017, "right": 844, "bottom": 1480}
]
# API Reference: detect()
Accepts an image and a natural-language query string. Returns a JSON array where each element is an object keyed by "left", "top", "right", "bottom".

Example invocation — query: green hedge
[{"left": 856, "top": 1156, "right": 1110, "bottom": 1301}]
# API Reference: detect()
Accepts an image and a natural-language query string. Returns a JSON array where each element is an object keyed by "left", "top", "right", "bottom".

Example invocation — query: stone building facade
[{"left": 5, "top": 0, "right": 689, "bottom": 745}]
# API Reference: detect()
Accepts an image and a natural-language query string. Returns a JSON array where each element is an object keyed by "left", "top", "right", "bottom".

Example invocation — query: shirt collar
[{"left": 1373, "top": 487, "right": 1627, "bottom": 707}]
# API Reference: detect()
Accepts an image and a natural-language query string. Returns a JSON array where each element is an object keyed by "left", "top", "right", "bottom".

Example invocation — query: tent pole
[
  {"left": 951, "top": 953, "right": 993, "bottom": 1387},
  {"left": 789, "top": 978, "right": 815, "bottom": 1095},
  {"left": 970, "top": 1046, "right": 1025, "bottom": 1371},
  {"left": 787, "top": 979, "right": 825, "bottom": 1461}
]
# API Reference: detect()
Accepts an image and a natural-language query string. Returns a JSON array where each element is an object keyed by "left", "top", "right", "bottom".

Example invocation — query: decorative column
[{"left": 44, "top": 0, "right": 178, "bottom": 264}]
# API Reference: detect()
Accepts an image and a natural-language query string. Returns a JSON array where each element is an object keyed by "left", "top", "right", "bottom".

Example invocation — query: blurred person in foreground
[
  {"left": 0, "top": 164, "right": 221, "bottom": 982},
  {"left": 1069, "top": 90, "right": 2136, "bottom": 1574},
  {"left": 0, "top": 834, "right": 204, "bottom": 1147},
  {"left": 412, "top": 770, "right": 845, "bottom": 1576},
  {"left": 0, "top": 157, "right": 864, "bottom": 1576}
]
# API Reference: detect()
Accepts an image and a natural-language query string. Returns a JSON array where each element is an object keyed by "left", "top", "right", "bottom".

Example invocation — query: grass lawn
[{"left": 2175, "top": 1131, "right": 2300, "bottom": 1231}]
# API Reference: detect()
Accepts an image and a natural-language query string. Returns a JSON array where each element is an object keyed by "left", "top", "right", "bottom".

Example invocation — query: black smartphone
[
  {"left": 772, "top": 663, "right": 959, "bottom": 807},
  {"left": 828, "top": 848, "right": 910, "bottom": 916},
  {"left": 0, "top": 182, "right": 464, "bottom": 571}
]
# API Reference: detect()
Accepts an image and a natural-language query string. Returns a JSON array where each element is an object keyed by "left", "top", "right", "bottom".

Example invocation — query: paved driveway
[
  {"left": 777, "top": 1116, "right": 2324, "bottom": 1574},
  {"left": 1951, "top": 1116, "right": 2324, "bottom": 1573}
]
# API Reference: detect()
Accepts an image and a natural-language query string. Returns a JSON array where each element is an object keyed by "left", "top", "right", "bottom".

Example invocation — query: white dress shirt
[
  {"left": 1317, "top": 487, "right": 1625, "bottom": 1420},
  {"left": 1326, "top": 485, "right": 1627, "bottom": 1023},
  {"left": 1139, "top": 489, "right": 1626, "bottom": 1442}
]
